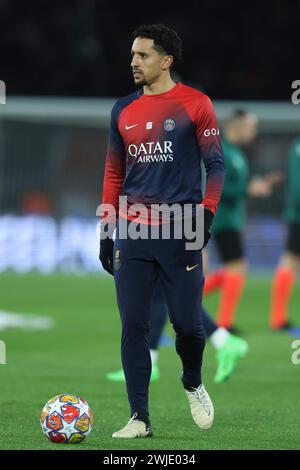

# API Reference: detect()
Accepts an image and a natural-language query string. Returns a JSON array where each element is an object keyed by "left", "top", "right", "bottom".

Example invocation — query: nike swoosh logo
[
  {"left": 186, "top": 264, "right": 199, "bottom": 272},
  {"left": 125, "top": 124, "right": 138, "bottom": 130}
]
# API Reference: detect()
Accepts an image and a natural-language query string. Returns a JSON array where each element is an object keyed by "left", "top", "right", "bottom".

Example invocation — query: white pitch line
[{"left": 0, "top": 311, "right": 54, "bottom": 331}]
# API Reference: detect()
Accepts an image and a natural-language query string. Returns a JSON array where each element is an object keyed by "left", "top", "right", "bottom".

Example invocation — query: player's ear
[{"left": 161, "top": 55, "right": 174, "bottom": 71}]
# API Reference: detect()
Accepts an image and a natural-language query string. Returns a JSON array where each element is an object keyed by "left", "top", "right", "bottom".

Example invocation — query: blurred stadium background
[
  {"left": 0, "top": 0, "right": 299, "bottom": 451},
  {"left": 0, "top": 99, "right": 299, "bottom": 274},
  {"left": 0, "top": 0, "right": 299, "bottom": 275}
]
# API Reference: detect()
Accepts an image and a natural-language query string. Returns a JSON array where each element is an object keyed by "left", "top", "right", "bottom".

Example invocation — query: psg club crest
[{"left": 164, "top": 119, "right": 176, "bottom": 131}]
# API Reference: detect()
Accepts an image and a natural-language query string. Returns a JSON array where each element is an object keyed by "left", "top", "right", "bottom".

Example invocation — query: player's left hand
[
  {"left": 203, "top": 209, "right": 214, "bottom": 249},
  {"left": 188, "top": 209, "right": 213, "bottom": 250}
]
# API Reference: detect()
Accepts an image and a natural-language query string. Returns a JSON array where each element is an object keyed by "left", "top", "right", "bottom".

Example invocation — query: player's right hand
[
  {"left": 203, "top": 209, "right": 214, "bottom": 249},
  {"left": 99, "top": 238, "right": 114, "bottom": 275}
]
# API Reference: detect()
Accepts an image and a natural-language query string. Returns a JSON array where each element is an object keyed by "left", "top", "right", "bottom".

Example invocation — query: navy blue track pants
[{"left": 113, "top": 223, "right": 206, "bottom": 416}]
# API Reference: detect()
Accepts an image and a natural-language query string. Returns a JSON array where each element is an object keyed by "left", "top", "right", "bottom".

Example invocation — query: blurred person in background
[
  {"left": 269, "top": 136, "right": 300, "bottom": 330},
  {"left": 203, "top": 110, "right": 282, "bottom": 331}
]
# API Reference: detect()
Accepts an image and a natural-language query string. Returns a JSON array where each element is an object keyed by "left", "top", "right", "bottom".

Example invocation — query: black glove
[
  {"left": 203, "top": 209, "right": 214, "bottom": 248},
  {"left": 99, "top": 238, "right": 114, "bottom": 275},
  {"left": 186, "top": 208, "right": 214, "bottom": 250}
]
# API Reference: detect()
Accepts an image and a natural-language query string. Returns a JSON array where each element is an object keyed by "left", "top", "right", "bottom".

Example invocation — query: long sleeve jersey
[
  {"left": 212, "top": 136, "right": 249, "bottom": 233},
  {"left": 102, "top": 82, "right": 225, "bottom": 223},
  {"left": 285, "top": 136, "right": 300, "bottom": 223}
]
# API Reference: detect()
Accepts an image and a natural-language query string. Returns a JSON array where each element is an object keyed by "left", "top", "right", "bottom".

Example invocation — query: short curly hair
[{"left": 132, "top": 23, "right": 182, "bottom": 65}]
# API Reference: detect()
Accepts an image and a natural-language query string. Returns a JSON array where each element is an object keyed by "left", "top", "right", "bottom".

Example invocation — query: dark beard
[{"left": 134, "top": 78, "right": 147, "bottom": 87}]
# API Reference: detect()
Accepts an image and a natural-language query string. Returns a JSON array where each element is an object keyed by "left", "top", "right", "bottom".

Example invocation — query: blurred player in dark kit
[
  {"left": 203, "top": 110, "right": 281, "bottom": 330},
  {"left": 270, "top": 136, "right": 300, "bottom": 330}
]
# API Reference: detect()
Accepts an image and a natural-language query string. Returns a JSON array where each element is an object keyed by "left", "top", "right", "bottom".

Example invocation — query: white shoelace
[
  {"left": 127, "top": 412, "right": 138, "bottom": 425},
  {"left": 191, "top": 385, "right": 211, "bottom": 413}
]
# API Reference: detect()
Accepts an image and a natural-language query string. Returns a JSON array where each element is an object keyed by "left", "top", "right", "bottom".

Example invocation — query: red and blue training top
[{"left": 102, "top": 82, "right": 225, "bottom": 223}]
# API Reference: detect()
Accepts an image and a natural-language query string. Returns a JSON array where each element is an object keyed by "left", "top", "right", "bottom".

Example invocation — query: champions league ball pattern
[{"left": 40, "top": 394, "right": 94, "bottom": 443}]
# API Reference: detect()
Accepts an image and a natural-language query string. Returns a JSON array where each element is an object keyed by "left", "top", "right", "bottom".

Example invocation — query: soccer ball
[{"left": 40, "top": 394, "right": 94, "bottom": 443}]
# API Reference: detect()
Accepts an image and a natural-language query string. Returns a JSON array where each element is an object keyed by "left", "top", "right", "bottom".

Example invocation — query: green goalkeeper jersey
[
  {"left": 212, "top": 137, "right": 249, "bottom": 233},
  {"left": 285, "top": 136, "right": 300, "bottom": 223}
]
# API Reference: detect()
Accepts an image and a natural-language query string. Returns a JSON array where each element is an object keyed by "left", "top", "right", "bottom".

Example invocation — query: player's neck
[{"left": 143, "top": 76, "right": 177, "bottom": 96}]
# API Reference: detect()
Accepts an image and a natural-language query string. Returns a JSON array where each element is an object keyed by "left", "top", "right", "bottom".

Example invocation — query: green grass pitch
[{"left": 0, "top": 272, "right": 299, "bottom": 450}]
